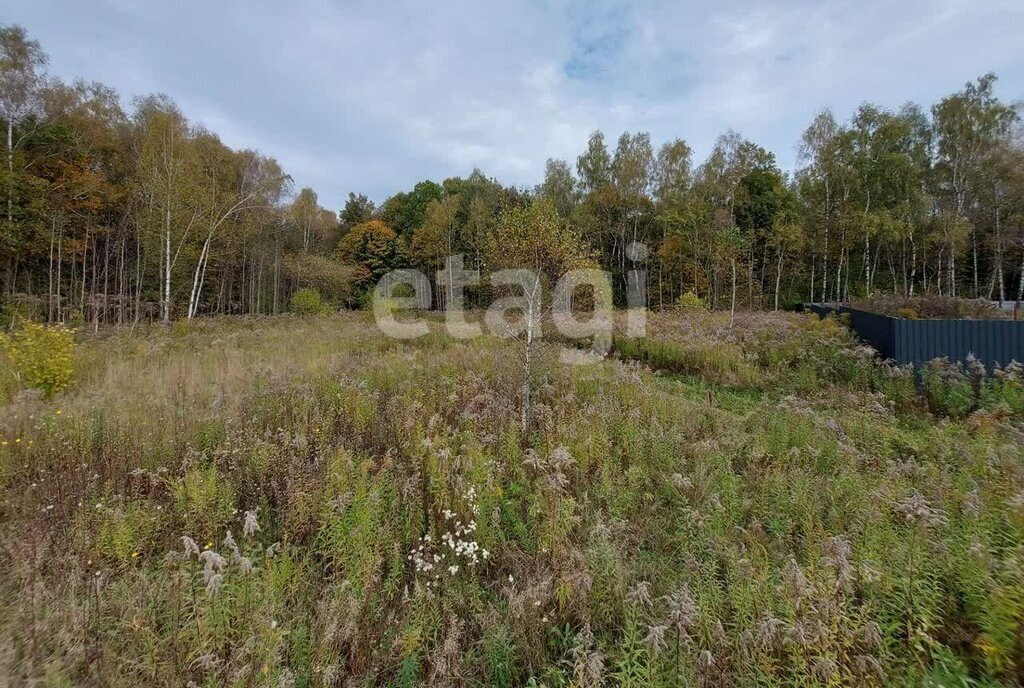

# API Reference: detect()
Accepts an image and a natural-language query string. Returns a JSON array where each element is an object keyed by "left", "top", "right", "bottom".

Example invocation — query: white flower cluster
[{"left": 408, "top": 487, "right": 489, "bottom": 587}]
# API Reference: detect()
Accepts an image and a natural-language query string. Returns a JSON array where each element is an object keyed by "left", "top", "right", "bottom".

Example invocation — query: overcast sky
[{"left": 5, "top": 0, "right": 1023, "bottom": 207}]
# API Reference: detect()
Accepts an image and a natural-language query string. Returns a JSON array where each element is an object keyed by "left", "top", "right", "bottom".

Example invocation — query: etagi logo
[{"left": 371, "top": 243, "right": 649, "bottom": 365}]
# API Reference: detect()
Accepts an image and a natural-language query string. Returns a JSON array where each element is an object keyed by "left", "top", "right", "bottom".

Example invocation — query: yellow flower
[
  {"left": 131, "top": 552, "right": 140, "bottom": 559},
  {"left": 55, "top": 410, "right": 62, "bottom": 415},
  {"left": 15, "top": 438, "right": 20, "bottom": 443}
]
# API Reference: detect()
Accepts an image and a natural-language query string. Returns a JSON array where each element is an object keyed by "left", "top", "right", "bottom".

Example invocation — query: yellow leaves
[
  {"left": 400, "top": 625, "right": 423, "bottom": 654},
  {"left": 0, "top": 322, "right": 76, "bottom": 396},
  {"left": 337, "top": 219, "right": 398, "bottom": 261},
  {"left": 974, "top": 632, "right": 999, "bottom": 658}
]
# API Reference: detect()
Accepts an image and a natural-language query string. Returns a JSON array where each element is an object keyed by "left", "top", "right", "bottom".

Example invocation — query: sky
[{"left": 4, "top": 0, "right": 1023, "bottom": 208}]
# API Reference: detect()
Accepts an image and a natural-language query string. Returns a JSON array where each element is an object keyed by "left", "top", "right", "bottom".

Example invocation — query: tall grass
[{"left": 0, "top": 311, "right": 1021, "bottom": 686}]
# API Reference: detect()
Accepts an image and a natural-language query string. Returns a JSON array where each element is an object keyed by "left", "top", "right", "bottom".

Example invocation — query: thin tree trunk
[
  {"left": 6, "top": 119, "right": 13, "bottom": 228},
  {"left": 774, "top": 249, "right": 783, "bottom": 311},
  {"left": 909, "top": 236, "right": 917, "bottom": 297},
  {"left": 729, "top": 257, "right": 737, "bottom": 327},
  {"left": 47, "top": 217, "right": 55, "bottom": 322},
  {"left": 163, "top": 203, "right": 171, "bottom": 323},
  {"left": 995, "top": 207, "right": 1005, "bottom": 304}
]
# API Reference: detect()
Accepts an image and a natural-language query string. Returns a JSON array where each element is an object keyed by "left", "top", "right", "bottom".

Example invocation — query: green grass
[{"left": 0, "top": 311, "right": 1022, "bottom": 687}]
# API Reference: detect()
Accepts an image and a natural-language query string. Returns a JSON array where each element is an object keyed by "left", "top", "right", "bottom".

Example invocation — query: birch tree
[{"left": 484, "top": 199, "right": 591, "bottom": 435}]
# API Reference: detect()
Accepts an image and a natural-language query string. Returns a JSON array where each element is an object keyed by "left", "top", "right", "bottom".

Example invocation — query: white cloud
[{"left": 5, "top": 0, "right": 1023, "bottom": 204}]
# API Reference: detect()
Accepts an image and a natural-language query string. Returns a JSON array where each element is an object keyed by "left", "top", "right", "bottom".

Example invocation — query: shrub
[
  {"left": 983, "top": 361, "right": 1024, "bottom": 413},
  {"left": 675, "top": 291, "right": 707, "bottom": 311},
  {"left": 290, "top": 287, "right": 327, "bottom": 315},
  {"left": 0, "top": 294, "right": 46, "bottom": 329},
  {"left": 855, "top": 294, "right": 1008, "bottom": 320},
  {"left": 920, "top": 357, "right": 975, "bottom": 416},
  {"left": 0, "top": 321, "right": 75, "bottom": 396}
]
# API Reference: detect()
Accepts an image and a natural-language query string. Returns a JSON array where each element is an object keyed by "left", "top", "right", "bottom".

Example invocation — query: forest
[{"left": 1, "top": 24, "right": 1022, "bottom": 327}]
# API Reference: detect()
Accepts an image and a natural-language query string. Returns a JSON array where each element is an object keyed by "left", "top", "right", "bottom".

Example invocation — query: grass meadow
[{"left": 1, "top": 311, "right": 1023, "bottom": 687}]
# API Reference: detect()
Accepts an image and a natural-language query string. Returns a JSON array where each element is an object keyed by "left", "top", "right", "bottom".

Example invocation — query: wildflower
[
  {"left": 570, "top": 623, "right": 604, "bottom": 688},
  {"left": 644, "top": 624, "right": 668, "bottom": 656},
  {"left": 811, "top": 656, "right": 837, "bottom": 682},
  {"left": 893, "top": 492, "right": 948, "bottom": 529},
  {"left": 757, "top": 615, "right": 789, "bottom": 651},
  {"left": 963, "top": 488, "right": 982, "bottom": 517},
  {"left": 223, "top": 531, "right": 240, "bottom": 558},
  {"left": 854, "top": 654, "right": 886, "bottom": 682},
  {"left": 966, "top": 353, "right": 986, "bottom": 380},
  {"left": 549, "top": 446, "right": 574, "bottom": 470},
  {"left": 782, "top": 558, "right": 809, "bottom": 601},
  {"left": 821, "top": 535, "right": 853, "bottom": 587},
  {"left": 191, "top": 653, "right": 221, "bottom": 672},
  {"left": 860, "top": 621, "right": 882, "bottom": 649},
  {"left": 713, "top": 619, "right": 726, "bottom": 645},
  {"left": 546, "top": 470, "right": 569, "bottom": 491},
  {"left": 522, "top": 449, "right": 545, "bottom": 471},
  {"left": 243, "top": 508, "right": 260, "bottom": 537},
  {"left": 199, "top": 549, "right": 227, "bottom": 584},
  {"left": 237, "top": 556, "right": 253, "bottom": 574},
  {"left": 181, "top": 536, "right": 200, "bottom": 558},
  {"left": 794, "top": 618, "right": 827, "bottom": 649},
  {"left": 205, "top": 573, "right": 223, "bottom": 596},
  {"left": 277, "top": 667, "right": 295, "bottom": 688},
  {"left": 626, "top": 581, "right": 652, "bottom": 607},
  {"left": 670, "top": 473, "right": 693, "bottom": 491},
  {"left": 664, "top": 584, "right": 697, "bottom": 633}
]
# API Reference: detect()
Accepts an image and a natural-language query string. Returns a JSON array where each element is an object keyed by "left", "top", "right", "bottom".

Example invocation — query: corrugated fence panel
[{"left": 804, "top": 305, "right": 1024, "bottom": 371}]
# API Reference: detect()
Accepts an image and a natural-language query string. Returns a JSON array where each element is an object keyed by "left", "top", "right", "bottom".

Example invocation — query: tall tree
[
  {"left": 932, "top": 74, "right": 1018, "bottom": 296},
  {"left": 0, "top": 24, "right": 48, "bottom": 292}
]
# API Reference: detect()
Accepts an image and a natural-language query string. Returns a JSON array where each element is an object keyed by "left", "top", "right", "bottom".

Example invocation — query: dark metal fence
[{"left": 803, "top": 304, "right": 1024, "bottom": 370}]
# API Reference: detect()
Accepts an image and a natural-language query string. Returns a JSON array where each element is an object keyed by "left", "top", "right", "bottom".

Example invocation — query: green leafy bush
[
  {"left": 982, "top": 361, "right": 1024, "bottom": 413},
  {"left": 0, "top": 321, "right": 75, "bottom": 396},
  {"left": 675, "top": 291, "right": 707, "bottom": 311},
  {"left": 921, "top": 357, "right": 975, "bottom": 416},
  {"left": 289, "top": 287, "right": 328, "bottom": 315}
]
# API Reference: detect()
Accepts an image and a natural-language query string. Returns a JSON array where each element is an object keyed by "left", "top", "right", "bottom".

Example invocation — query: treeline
[
  {"left": 383, "top": 76, "right": 1024, "bottom": 311},
  {"left": 2, "top": 24, "right": 1023, "bottom": 327},
  {"left": 0, "top": 25, "right": 340, "bottom": 327},
  {"left": 321, "top": 74, "right": 1024, "bottom": 313}
]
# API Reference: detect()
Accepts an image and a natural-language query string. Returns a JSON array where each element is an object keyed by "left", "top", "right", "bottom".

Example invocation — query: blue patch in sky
[{"left": 562, "top": 2, "right": 630, "bottom": 82}]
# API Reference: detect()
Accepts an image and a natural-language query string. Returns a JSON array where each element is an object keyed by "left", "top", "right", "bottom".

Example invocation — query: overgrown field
[{"left": 2, "top": 312, "right": 1024, "bottom": 687}]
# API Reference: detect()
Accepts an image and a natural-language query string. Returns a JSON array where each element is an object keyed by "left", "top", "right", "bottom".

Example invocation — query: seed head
[
  {"left": 644, "top": 624, "right": 668, "bottom": 656},
  {"left": 181, "top": 536, "right": 200, "bottom": 559},
  {"left": 205, "top": 573, "right": 223, "bottom": 596},
  {"left": 626, "top": 581, "right": 652, "bottom": 608},
  {"left": 243, "top": 508, "right": 260, "bottom": 537}
]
